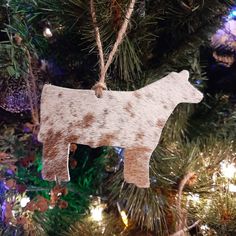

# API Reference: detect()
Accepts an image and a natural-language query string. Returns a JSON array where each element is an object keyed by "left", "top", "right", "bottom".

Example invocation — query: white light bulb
[
  {"left": 90, "top": 205, "right": 104, "bottom": 222},
  {"left": 120, "top": 210, "right": 128, "bottom": 227},
  {"left": 43, "top": 27, "right": 53, "bottom": 38},
  {"left": 20, "top": 197, "right": 30, "bottom": 207},
  {"left": 200, "top": 224, "right": 209, "bottom": 231},
  {"left": 229, "top": 184, "right": 236, "bottom": 192},
  {"left": 220, "top": 161, "right": 236, "bottom": 179},
  {"left": 187, "top": 193, "right": 200, "bottom": 205}
]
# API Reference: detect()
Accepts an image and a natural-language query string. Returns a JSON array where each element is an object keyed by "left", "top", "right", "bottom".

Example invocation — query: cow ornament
[{"left": 38, "top": 70, "right": 203, "bottom": 188}]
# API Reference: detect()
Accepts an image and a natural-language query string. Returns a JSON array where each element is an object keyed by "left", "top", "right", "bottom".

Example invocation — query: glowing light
[
  {"left": 120, "top": 210, "right": 128, "bottom": 227},
  {"left": 229, "top": 184, "right": 236, "bottom": 192},
  {"left": 90, "top": 205, "right": 104, "bottom": 222},
  {"left": 117, "top": 202, "right": 128, "bottom": 227},
  {"left": 187, "top": 193, "right": 200, "bottom": 203},
  {"left": 232, "top": 11, "right": 236, "bottom": 17},
  {"left": 229, "top": 10, "right": 236, "bottom": 19},
  {"left": 220, "top": 161, "right": 236, "bottom": 179},
  {"left": 200, "top": 224, "right": 210, "bottom": 232},
  {"left": 90, "top": 197, "right": 105, "bottom": 222},
  {"left": 187, "top": 193, "right": 200, "bottom": 207},
  {"left": 43, "top": 27, "right": 53, "bottom": 38},
  {"left": 20, "top": 197, "right": 30, "bottom": 207}
]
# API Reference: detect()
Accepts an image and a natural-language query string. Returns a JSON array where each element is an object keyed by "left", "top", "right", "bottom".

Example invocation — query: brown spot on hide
[
  {"left": 66, "top": 135, "right": 79, "bottom": 143},
  {"left": 156, "top": 119, "right": 166, "bottom": 128},
  {"left": 135, "top": 132, "right": 145, "bottom": 141},
  {"left": 163, "top": 105, "right": 168, "bottom": 109},
  {"left": 54, "top": 164, "right": 66, "bottom": 179},
  {"left": 58, "top": 92, "right": 63, "bottom": 98},
  {"left": 44, "top": 129, "right": 64, "bottom": 161},
  {"left": 81, "top": 112, "right": 95, "bottom": 128},
  {"left": 125, "top": 147, "right": 152, "bottom": 159},
  {"left": 52, "top": 130, "right": 63, "bottom": 142},
  {"left": 98, "top": 133, "right": 117, "bottom": 146},
  {"left": 124, "top": 102, "right": 135, "bottom": 118},
  {"left": 43, "top": 156, "right": 69, "bottom": 181},
  {"left": 43, "top": 116, "right": 49, "bottom": 123},
  {"left": 133, "top": 91, "right": 141, "bottom": 99},
  {"left": 124, "top": 147, "right": 152, "bottom": 186}
]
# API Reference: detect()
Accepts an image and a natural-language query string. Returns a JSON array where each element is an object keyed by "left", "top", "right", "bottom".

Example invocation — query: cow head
[{"left": 176, "top": 70, "right": 203, "bottom": 104}]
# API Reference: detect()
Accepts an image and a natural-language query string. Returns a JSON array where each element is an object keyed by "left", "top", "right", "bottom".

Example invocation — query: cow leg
[
  {"left": 124, "top": 147, "right": 152, "bottom": 188},
  {"left": 42, "top": 140, "right": 70, "bottom": 182}
]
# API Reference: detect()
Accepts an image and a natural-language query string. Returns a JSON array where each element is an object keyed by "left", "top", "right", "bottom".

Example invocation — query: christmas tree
[{"left": 1, "top": 0, "right": 236, "bottom": 235}]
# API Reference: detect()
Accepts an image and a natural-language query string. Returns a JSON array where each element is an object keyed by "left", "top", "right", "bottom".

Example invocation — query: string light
[
  {"left": 200, "top": 224, "right": 209, "bottom": 230},
  {"left": 120, "top": 210, "right": 128, "bottom": 227},
  {"left": 188, "top": 193, "right": 200, "bottom": 202},
  {"left": 187, "top": 193, "right": 200, "bottom": 207},
  {"left": 117, "top": 202, "right": 128, "bottom": 227},
  {"left": 20, "top": 197, "right": 30, "bottom": 207},
  {"left": 90, "top": 196, "right": 105, "bottom": 222},
  {"left": 228, "top": 184, "right": 236, "bottom": 193},
  {"left": 90, "top": 205, "right": 103, "bottom": 222},
  {"left": 43, "top": 27, "right": 53, "bottom": 38},
  {"left": 228, "top": 9, "right": 236, "bottom": 19},
  {"left": 200, "top": 224, "right": 210, "bottom": 234},
  {"left": 220, "top": 161, "right": 236, "bottom": 179}
]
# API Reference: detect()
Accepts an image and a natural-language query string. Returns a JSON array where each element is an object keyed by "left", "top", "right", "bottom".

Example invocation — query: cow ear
[{"left": 179, "top": 70, "right": 189, "bottom": 81}]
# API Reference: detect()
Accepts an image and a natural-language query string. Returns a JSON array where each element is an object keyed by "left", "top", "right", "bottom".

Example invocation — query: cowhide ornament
[{"left": 38, "top": 70, "right": 203, "bottom": 188}]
